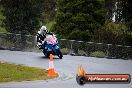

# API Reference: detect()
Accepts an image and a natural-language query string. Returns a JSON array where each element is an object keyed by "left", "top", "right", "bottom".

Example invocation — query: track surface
[{"left": 0, "top": 50, "right": 132, "bottom": 88}]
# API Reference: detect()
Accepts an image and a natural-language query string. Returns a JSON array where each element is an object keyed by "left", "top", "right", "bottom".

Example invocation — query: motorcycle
[{"left": 37, "top": 34, "right": 63, "bottom": 59}]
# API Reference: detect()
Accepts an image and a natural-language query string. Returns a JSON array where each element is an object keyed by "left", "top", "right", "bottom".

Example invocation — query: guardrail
[{"left": 0, "top": 32, "right": 132, "bottom": 59}]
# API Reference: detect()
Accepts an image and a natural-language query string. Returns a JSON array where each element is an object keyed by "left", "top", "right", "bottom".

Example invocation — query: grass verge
[{"left": 0, "top": 61, "right": 58, "bottom": 82}]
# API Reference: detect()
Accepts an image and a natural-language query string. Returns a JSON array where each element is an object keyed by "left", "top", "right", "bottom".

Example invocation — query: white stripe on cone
[{"left": 49, "top": 61, "right": 54, "bottom": 69}]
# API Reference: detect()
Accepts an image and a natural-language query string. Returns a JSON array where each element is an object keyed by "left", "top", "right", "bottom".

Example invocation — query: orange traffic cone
[{"left": 48, "top": 54, "right": 56, "bottom": 76}]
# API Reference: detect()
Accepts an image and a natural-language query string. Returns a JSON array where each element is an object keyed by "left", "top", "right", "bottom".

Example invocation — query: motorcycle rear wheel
[{"left": 43, "top": 49, "right": 50, "bottom": 58}]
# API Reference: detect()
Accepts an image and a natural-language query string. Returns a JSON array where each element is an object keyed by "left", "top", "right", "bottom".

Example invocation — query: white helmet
[{"left": 40, "top": 26, "right": 47, "bottom": 35}]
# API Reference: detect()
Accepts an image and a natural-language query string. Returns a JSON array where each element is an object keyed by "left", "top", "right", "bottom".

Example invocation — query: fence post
[
  {"left": 123, "top": 46, "right": 131, "bottom": 59},
  {"left": 76, "top": 41, "right": 84, "bottom": 55},
  {"left": 69, "top": 40, "right": 75, "bottom": 54},
  {"left": 116, "top": 45, "right": 123, "bottom": 59},
  {"left": 96, "top": 43, "right": 103, "bottom": 51},
  {"left": 86, "top": 42, "right": 94, "bottom": 56},
  {"left": 106, "top": 44, "right": 112, "bottom": 58}
]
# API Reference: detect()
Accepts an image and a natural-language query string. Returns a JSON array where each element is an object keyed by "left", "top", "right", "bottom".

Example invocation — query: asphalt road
[{"left": 0, "top": 50, "right": 132, "bottom": 88}]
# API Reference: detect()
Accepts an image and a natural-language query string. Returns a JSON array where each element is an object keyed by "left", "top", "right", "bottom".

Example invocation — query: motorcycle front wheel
[{"left": 56, "top": 49, "right": 63, "bottom": 59}]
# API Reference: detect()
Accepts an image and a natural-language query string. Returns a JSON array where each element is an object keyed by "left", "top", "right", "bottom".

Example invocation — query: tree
[
  {"left": 104, "top": 0, "right": 132, "bottom": 45},
  {"left": 52, "top": 0, "right": 106, "bottom": 41},
  {"left": 0, "top": 4, "right": 6, "bottom": 32},
  {"left": 43, "top": 0, "right": 56, "bottom": 22},
  {"left": 105, "top": 0, "right": 132, "bottom": 30},
  {"left": 1, "top": 0, "right": 46, "bottom": 50},
  {"left": 1, "top": 0, "right": 45, "bottom": 35},
  {"left": 105, "top": 0, "right": 116, "bottom": 22},
  {"left": 94, "top": 22, "right": 131, "bottom": 45},
  {"left": 122, "top": 0, "right": 132, "bottom": 30}
]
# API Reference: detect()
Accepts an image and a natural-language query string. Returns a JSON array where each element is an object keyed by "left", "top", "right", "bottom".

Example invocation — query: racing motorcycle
[{"left": 37, "top": 34, "right": 63, "bottom": 59}]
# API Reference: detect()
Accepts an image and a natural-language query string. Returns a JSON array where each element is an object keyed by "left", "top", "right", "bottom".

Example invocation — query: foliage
[
  {"left": 46, "top": 21, "right": 56, "bottom": 31},
  {"left": 78, "top": 50, "right": 87, "bottom": 56},
  {"left": 1, "top": 0, "right": 45, "bottom": 35},
  {"left": 52, "top": 0, "right": 106, "bottom": 41},
  {"left": 0, "top": 5, "right": 6, "bottom": 32},
  {"left": 105, "top": 0, "right": 115, "bottom": 22},
  {"left": 94, "top": 22, "right": 131, "bottom": 45},
  {"left": 0, "top": 0, "right": 131, "bottom": 45},
  {"left": 121, "top": 0, "right": 132, "bottom": 30},
  {"left": 90, "top": 51, "right": 106, "bottom": 58},
  {"left": 0, "top": 27, "right": 7, "bottom": 33},
  {"left": 60, "top": 48, "right": 70, "bottom": 55},
  {"left": 42, "top": 0, "right": 56, "bottom": 23},
  {"left": 106, "top": 0, "right": 132, "bottom": 30}
]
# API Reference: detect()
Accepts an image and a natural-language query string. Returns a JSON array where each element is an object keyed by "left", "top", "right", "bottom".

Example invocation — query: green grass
[{"left": 0, "top": 61, "right": 58, "bottom": 82}]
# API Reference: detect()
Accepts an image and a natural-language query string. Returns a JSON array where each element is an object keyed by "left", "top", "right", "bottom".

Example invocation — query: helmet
[{"left": 40, "top": 26, "right": 47, "bottom": 35}]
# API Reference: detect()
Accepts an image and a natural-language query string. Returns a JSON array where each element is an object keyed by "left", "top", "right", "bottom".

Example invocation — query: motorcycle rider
[{"left": 36, "top": 25, "right": 53, "bottom": 49}]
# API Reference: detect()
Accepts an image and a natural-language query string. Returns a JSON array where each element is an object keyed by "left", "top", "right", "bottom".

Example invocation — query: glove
[{"left": 38, "top": 42, "right": 42, "bottom": 46}]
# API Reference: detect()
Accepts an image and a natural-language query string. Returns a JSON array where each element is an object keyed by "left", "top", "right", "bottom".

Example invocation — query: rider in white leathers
[{"left": 36, "top": 26, "right": 53, "bottom": 49}]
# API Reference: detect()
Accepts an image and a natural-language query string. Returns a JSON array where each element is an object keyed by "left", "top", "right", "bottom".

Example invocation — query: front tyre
[
  {"left": 43, "top": 49, "right": 50, "bottom": 58},
  {"left": 56, "top": 49, "right": 63, "bottom": 59}
]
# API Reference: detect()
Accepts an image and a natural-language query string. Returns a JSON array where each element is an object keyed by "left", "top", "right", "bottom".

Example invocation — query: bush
[
  {"left": 52, "top": 0, "right": 106, "bottom": 41},
  {"left": 90, "top": 51, "right": 106, "bottom": 58},
  {"left": 0, "top": 27, "right": 7, "bottom": 33},
  {"left": 60, "top": 48, "right": 70, "bottom": 55},
  {"left": 78, "top": 50, "right": 87, "bottom": 56},
  {"left": 94, "top": 22, "right": 130, "bottom": 45}
]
